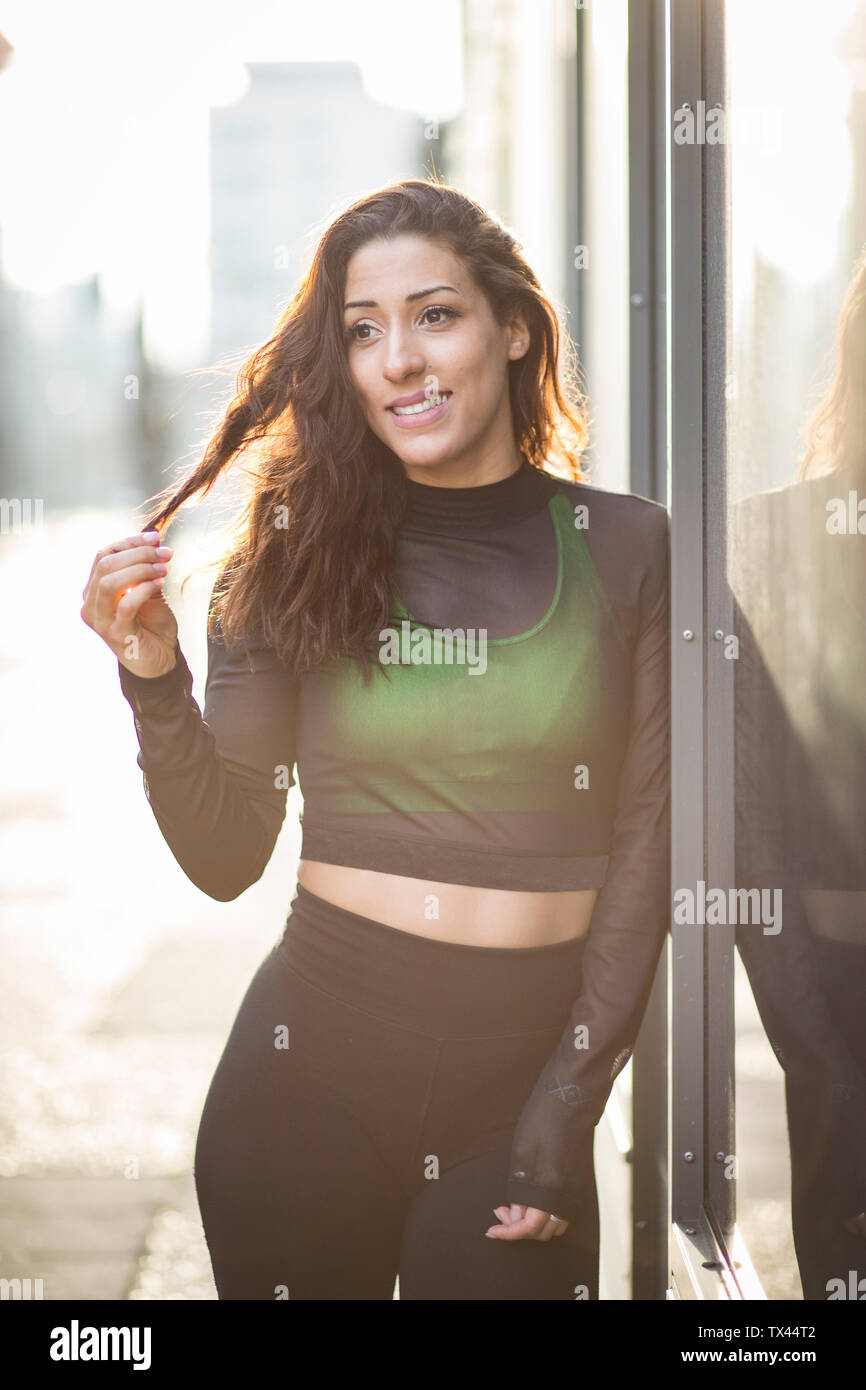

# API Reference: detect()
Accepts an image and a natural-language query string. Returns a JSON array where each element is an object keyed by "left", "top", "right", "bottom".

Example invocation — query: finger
[
  {"left": 485, "top": 1205, "right": 571, "bottom": 1241},
  {"left": 543, "top": 1211, "right": 570, "bottom": 1238},
  {"left": 485, "top": 1210, "right": 549, "bottom": 1240},
  {"left": 486, "top": 1202, "right": 525, "bottom": 1235},
  {"left": 99, "top": 541, "right": 171, "bottom": 577},
  {"left": 91, "top": 564, "right": 168, "bottom": 630},
  {"left": 83, "top": 531, "right": 162, "bottom": 595},
  {"left": 112, "top": 577, "right": 167, "bottom": 644},
  {"left": 105, "top": 573, "right": 165, "bottom": 630},
  {"left": 90, "top": 561, "right": 170, "bottom": 633},
  {"left": 118, "top": 575, "right": 166, "bottom": 611},
  {"left": 84, "top": 541, "right": 171, "bottom": 605}
]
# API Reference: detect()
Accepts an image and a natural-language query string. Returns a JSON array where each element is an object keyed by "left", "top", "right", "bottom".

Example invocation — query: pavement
[{"left": 0, "top": 507, "right": 800, "bottom": 1300}]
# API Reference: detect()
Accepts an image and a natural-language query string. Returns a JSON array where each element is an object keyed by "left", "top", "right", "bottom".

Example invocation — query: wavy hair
[
  {"left": 796, "top": 242, "right": 866, "bottom": 482},
  {"left": 141, "top": 177, "right": 590, "bottom": 680}
]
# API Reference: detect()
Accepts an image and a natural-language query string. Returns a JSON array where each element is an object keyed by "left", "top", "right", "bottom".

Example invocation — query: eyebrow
[{"left": 343, "top": 284, "right": 462, "bottom": 311}]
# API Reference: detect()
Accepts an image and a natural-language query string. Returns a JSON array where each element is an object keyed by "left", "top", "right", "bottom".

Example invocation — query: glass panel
[
  {"left": 726, "top": 0, "right": 866, "bottom": 1300},
  {"left": 577, "top": 0, "right": 630, "bottom": 494}
]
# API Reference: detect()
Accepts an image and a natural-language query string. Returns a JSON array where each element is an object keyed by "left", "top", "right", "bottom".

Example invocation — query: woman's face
[{"left": 342, "top": 233, "right": 529, "bottom": 482}]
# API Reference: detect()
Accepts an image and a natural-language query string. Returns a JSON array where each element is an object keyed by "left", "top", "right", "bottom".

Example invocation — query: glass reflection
[{"left": 731, "top": 250, "right": 866, "bottom": 1300}]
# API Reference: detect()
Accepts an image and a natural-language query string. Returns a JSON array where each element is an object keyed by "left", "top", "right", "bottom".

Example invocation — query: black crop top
[{"left": 116, "top": 460, "right": 671, "bottom": 1221}]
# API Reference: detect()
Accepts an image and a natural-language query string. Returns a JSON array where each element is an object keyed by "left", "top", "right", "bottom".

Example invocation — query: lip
[
  {"left": 387, "top": 388, "right": 451, "bottom": 409},
  {"left": 388, "top": 388, "right": 430, "bottom": 408},
  {"left": 387, "top": 391, "right": 452, "bottom": 430}
]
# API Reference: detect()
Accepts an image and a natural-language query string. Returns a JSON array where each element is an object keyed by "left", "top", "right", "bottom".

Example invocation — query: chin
[
  {"left": 387, "top": 440, "right": 460, "bottom": 471},
  {"left": 398, "top": 452, "right": 454, "bottom": 468}
]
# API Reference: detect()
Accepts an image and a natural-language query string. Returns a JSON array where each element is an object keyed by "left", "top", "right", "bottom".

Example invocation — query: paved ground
[{"left": 0, "top": 508, "right": 800, "bottom": 1301}]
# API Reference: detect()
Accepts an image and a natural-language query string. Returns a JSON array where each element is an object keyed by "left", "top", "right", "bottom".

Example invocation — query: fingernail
[
  {"left": 142, "top": 530, "right": 160, "bottom": 539},
  {"left": 510, "top": 1205, "right": 522, "bottom": 1222}
]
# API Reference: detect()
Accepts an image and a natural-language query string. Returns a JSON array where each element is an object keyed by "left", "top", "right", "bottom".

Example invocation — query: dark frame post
[{"left": 627, "top": 0, "right": 670, "bottom": 1302}]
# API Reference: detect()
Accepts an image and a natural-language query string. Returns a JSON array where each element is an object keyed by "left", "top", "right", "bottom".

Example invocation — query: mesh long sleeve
[
  {"left": 117, "top": 601, "right": 298, "bottom": 901},
  {"left": 505, "top": 507, "right": 671, "bottom": 1221}
]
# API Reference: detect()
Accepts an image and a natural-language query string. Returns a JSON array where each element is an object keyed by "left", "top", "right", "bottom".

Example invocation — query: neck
[
  {"left": 401, "top": 454, "right": 556, "bottom": 533},
  {"left": 401, "top": 445, "right": 526, "bottom": 491}
]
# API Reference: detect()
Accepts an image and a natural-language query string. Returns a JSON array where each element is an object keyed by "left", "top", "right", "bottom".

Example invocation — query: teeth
[{"left": 392, "top": 392, "right": 450, "bottom": 416}]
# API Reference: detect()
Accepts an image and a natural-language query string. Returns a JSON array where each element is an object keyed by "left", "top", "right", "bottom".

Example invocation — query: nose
[{"left": 381, "top": 326, "right": 427, "bottom": 383}]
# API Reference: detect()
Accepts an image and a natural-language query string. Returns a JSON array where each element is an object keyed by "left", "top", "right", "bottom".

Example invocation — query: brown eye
[{"left": 420, "top": 306, "right": 459, "bottom": 326}]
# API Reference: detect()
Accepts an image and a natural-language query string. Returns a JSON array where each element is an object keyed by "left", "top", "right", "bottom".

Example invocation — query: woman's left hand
[{"left": 486, "top": 1204, "right": 569, "bottom": 1240}]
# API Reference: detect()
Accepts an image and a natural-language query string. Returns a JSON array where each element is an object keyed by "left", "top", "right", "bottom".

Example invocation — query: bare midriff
[{"left": 296, "top": 860, "right": 599, "bottom": 947}]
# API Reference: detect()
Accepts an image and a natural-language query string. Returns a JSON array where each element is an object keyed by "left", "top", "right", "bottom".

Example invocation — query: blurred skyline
[
  {"left": 0, "top": 0, "right": 463, "bottom": 367},
  {"left": 0, "top": 0, "right": 578, "bottom": 513}
]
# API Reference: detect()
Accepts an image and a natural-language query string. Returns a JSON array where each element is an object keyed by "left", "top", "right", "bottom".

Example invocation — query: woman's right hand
[{"left": 81, "top": 530, "right": 178, "bottom": 678}]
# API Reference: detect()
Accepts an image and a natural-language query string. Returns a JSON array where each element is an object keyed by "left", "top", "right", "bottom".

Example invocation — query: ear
[{"left": 505, "top": 309, "right": 531, "bottom": 362}]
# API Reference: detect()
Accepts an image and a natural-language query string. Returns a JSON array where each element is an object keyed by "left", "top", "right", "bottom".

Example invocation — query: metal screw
[
  {"left": 713, "top": 629, "right": 724, "bottom": 641},
  {"left": 683, "top": 1151, "right": 695, "bottom": 1163},
  {"left": 682, "top": 629, "right": 694, "bottom": 641},
  {"left": 683, "top": 1226, "right": 696, "bottom": 1235},
  {"left": 631, "top": 292, "right": 646, "bottom": 308},
  {"left": 714, "top": 1151, "right": 725, "bottom": 1162}
]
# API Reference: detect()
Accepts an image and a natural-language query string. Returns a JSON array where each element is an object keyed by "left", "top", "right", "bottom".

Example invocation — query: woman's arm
[
  {"left": 504, "top": 504, "right": 671, "bottom": 1222},
  {"left": 117, "top": 590, "right": 298, "bottom": 902}
]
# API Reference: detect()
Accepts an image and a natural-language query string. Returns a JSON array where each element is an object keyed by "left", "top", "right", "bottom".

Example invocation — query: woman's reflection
[{"left": 731, "top": 248, "right": 866, "bottom": 1300}]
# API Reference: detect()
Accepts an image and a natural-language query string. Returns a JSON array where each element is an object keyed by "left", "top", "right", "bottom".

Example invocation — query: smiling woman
[{"left": 83, "top": 178, "right": 669, "bottom": 1300}]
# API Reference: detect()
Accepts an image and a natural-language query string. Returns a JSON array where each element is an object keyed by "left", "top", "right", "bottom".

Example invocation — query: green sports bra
[
  {"left": 296, "top": 485, "right": 632, "bottom": 890},
  {"left": 117, "top": 458, "right": 668, "bottom": 902}
]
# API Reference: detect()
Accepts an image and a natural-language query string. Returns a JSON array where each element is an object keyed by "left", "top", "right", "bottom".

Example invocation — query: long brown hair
[
  {"left": 796, "top": 241, "right": 866, "bottom": 482},
  {"left": 142, "top": 177, "right": 590, "bottom": 680}
]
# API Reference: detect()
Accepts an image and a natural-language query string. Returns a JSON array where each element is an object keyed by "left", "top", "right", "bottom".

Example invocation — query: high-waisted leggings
[{"left": 193, "top": 883, "right": 599, "bottom": 1300}]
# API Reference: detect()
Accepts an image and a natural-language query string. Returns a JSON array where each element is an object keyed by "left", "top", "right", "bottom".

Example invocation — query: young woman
[{"left": 81, "top": 179, "right": 670, "bottom": 1301}]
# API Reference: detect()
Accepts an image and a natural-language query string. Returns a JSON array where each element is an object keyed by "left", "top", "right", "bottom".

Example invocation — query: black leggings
[
  {"left": 784, "top": 937, "right": 866, "bottom": 1301},
  {"left": 193, "top": 883, "right": 599, "bottom": 1300}
]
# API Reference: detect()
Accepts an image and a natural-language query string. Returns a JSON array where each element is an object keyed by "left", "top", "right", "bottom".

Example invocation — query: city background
[{"left": 2, "top": 0, "right": 865, "bottom": 1299}]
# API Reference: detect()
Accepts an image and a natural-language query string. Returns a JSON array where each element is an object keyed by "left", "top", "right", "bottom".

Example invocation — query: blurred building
[
  {"left": 209, "top": 62, "right": 427, "bottom": 364},
  {"left": 0, "top": 272, "right": 167, "bottom": 514}
]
